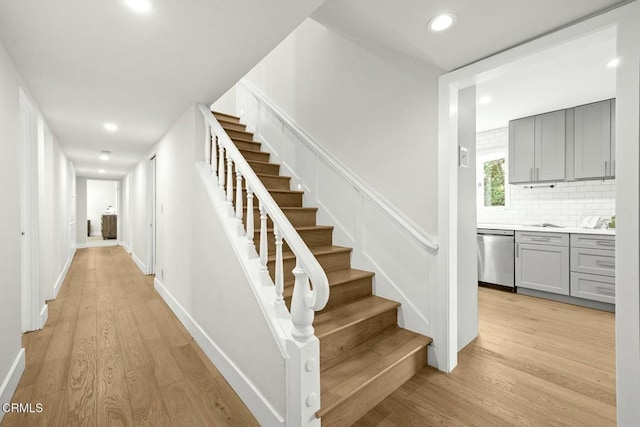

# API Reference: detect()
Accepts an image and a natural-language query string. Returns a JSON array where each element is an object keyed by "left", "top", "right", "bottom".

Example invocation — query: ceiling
[
  {"left": 0, "top": 1, "right": 629, "bottom": 179},
  {"left": 0, "top": 0, "right": 324, "bottom": 179},
  {"left": 312, "top": 0, "right": 627, "bottom": 70},
  {"left": 476, "top": 26, "right": 617, "bottom": 132}
]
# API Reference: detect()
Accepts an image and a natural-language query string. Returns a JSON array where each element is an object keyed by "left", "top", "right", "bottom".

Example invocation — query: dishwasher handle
[{"left": 516, "top": 243, "right": 520, "bottom": 258}]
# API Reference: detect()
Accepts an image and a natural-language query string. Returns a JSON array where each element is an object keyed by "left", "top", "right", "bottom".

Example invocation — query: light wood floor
[
  {"left": 356, "top": 286, "right": 616, "bottom": 426},
  {"left": 3, "top": 247, "right": 616, "bottom": 426},
  {"left": 1, "top": 246, "right": 257, "bottom": 427}
]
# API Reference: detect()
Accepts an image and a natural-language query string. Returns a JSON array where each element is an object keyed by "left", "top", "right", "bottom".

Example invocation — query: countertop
[{"left": 477, "top": 223, "right": 615, "bottom": 235}]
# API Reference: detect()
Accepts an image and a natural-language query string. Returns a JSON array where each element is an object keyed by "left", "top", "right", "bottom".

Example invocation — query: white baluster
[
  {"left": 246, "top": 186, "right": 256, "bottom": 257},
  {"left": 226, "top": 155, "right": 233, "bottom": 207},
  {"left": 218, "top": 142, "right": 225, "bottom": 191},
  {"left": 274, "top": 225, "right": 284, "bottom": 302},
  {"left": 235, "top": 170, "right": 244, "bottom": 233},
  {"left": 212, "top": 135, "right": 218, "bottom": 176},
  {"left": 259, "top": 200, "right": 269, "bottom": 284},
  {"left": 205, "top": 124, "right": 211, "bottom": 166},
  {"left": 290, "top": 261, "right": 315, "bottom": 341}
]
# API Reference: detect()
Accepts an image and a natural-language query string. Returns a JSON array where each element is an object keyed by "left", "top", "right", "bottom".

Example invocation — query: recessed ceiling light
[
  {"left": 99, "top": 169, "right": 106, "bottom": 174},
  {"left": 607, "top": 58, "right": 620, "bottom": 68},
  {"left": 478, "top": 96, "right": 493, "bottom": 105},
  {"left": 124, "top": 0, "right": 152, "bottom": 14},
  {"left": 427, "top": 12, "right": 457, "bottom": 32},
  {"left": 99, "top": 151, "right": 111, "bottom": 161},
  {"left": 104, "top": 123, "right": 118, "bottom": 132}
]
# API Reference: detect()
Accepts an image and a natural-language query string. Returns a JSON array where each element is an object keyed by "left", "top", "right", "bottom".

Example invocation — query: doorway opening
[
  {"left": 86, "top": 179, "right": 119, "bottom": 247},
  {"left": 148, "top": 154, "right": 157, "bottom": 275}
]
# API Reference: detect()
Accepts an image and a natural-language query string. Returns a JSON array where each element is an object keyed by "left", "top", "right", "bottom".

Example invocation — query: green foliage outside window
[{"left": 484, "top": 158, "right": 505, "bottom": 206}]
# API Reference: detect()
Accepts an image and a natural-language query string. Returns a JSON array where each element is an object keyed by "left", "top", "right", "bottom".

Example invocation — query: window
[
  {"left": 483, "top": 158, "right": 505, "bottom": 206},
  {"left": 477, "top": 153, "right": 507, "bottom": 208}
]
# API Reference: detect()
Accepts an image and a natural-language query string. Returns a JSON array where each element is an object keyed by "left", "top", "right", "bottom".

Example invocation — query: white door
[
  {"left": 148, "top": 155, "right": 157, "bottom": 275},
  {"left": 19, "top": 89, "right": 41, "bottom": 332}
]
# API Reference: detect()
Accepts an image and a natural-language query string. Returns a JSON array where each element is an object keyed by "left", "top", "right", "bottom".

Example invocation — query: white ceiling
[
  {"left": 476, "top": 26, "right": 617, "bottom": 132},
  {"left": 312, "top": 0, "right": 626, "bottom": 70},
  {"left": 0, "top": 0, "right": 324, "bottom": 179}
]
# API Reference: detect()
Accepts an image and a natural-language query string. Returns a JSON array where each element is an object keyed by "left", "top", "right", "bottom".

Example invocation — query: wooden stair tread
[
  {"left": 283, "top": 268, "right": 373, "bottom": 299},
  {"left": 314, "top": 296, "right": 399, "bottom": 339},
  {"left": 269, "top": 245, "right": 351, "bottom": 262},
  {"left": 316, "top": 328, "right": 432, "bottom": 418},
  {"left": 231, "top": 136, "right": 259, "bottom": 144},
  {"left": 284, "top": 267, "right": 373, "bottom": 288},
  {"left": 258, "top": 225, "right": 332, "bottom": 233},
  {"left": 242, "top": 188, "right": 303, "bottom": 195},
  {"left": 256, "top": 173, "right": 290, "bottom": 180},
  {"left": 243, "top": 206, "right": 317, "bottom": 213},
  {"left": 247, "top": 159, "right": 280, "bottom": 167},
  {"left": 211, "top": 111, "right": 240, "bottom": 121}
]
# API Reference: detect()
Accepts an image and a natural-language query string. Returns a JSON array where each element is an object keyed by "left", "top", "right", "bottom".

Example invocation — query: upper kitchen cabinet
[
  {"left": 509, "top": 110, "right": 565, "bottom": 184},
  {"left": 574, "top": 99, "right": 615, "bottom": 179},
  {"left": 508, "top": 117, "right": 535, "bottom": 183}
]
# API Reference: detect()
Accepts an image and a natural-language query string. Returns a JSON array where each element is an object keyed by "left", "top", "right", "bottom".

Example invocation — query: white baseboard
[
  {"left": 53, "top": 254, "right": 73, "bottom": 299},
  {"left": 132, "top": 252, "right": 147, "bottom": 275},
  {"left": 120, "top": 241, "right": 132, "bottom": 254},
  {"left": 39, "top": 304, "right": 48, "bottom": 330},
  {"left": 153, "top": 278, "right": 284, "bottom": 427},
  {"left": 76, "top": 242, "right": 88, "bottom": 249},
  {"left": 0, "top": 348, "right": 26, "bottom": 424}
]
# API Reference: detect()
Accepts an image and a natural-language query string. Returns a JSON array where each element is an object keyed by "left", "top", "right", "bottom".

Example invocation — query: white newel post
[
  {"left": 246, "top": 186, "right": 256, "bottom": 257},
  {"left": 235, "top": 170, "right": 244, "bottom": 235},
  {"left": 218, "top": 142, "right": 225, "bottom": 192},
  {"left": 274, "top": 225, "right": 284, "bottom": 302},
  {"left": 287, "top": 262, "right": 321, "bottom": 426},
  {"left": 259, "top": 200, "right": 269, "bottom": 285}
]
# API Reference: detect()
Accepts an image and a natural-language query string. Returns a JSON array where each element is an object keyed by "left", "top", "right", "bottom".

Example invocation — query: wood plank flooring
[
  {"left": 355, "top": 286, "right": 616, "bottom": 426},
  {"left": 1, "top": 246, "right": 257, "bottom": 427}
]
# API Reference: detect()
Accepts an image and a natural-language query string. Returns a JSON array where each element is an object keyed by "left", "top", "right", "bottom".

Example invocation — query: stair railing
[{"left": 199, "top": 104, "right": 327, "bottom": 426}]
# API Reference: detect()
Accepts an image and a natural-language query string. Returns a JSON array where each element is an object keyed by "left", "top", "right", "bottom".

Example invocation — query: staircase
[{"left": 212, "top": 111, "right": 433, "bottom": 426}]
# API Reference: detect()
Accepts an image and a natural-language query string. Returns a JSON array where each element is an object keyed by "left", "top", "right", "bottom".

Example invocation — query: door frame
[
  {"left": 437, "top": 2, "right": 638, "bottom": 369},
  {"left": 19, "top": 88, "right": 41, "bottom": 332},
  {"left": 147, "top": 154, "right": 157, "bottom": 275}
]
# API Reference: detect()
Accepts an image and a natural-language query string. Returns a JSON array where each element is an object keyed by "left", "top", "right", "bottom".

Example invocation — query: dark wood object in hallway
[{"left": 0, "top": 246, "right": 258, "bottom": 427}]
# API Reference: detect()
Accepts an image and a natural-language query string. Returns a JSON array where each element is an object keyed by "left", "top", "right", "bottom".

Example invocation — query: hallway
[{"left": 1, "top": 247, "right": 257, "bottom": 426}]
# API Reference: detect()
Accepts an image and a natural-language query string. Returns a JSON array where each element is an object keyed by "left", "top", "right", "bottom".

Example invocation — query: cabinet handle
[
  {"left": 536, "top": 167, "right": 540, "bottom": 181},
  {"left": 612, "top": 160, "right": 615, "bottom": 176},
  {"left": 516, "top": 243, "right": 520, "bottom": 258},
  {"left": 605, "top": 160, "right": 608, "bottom": 176},
  {"left": 596, "top": 240, "right": 615, "bottom": 247},
  {"left": 596, "top": 260, "right": 616, "bottom": 268},
  {"left": 530, "top": 168, "right": 533, "bottom": 181},
  {"left": 595, "top": 286, "right": 615, "bottom": 296},
  {"left": 531, "top": 236, "right": 551, "bottom": 241}
]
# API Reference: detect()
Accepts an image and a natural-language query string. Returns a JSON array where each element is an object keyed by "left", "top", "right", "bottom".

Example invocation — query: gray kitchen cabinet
[
  {"left": 509, "top": 111, "right": 565, "bottom": 183},
  {"left": 515, "top": 231, "right": 570, "bottom": 295},
  {"left": 570, "top": 233, "right": 615, "bottom": 304},
  {"left": 508, "top": 116, "right": 535, "bottom": 183},
  {"left": 574, "top": 99, "right": 613, "bottom": 179},
  {"left": 535, "top": 110, "right": 566, "bottom": 181}
]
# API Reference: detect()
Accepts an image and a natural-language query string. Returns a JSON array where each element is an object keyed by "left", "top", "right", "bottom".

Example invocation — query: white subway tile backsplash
[{"left": 477, "top": 128, "right": 616, "bottom": 227}]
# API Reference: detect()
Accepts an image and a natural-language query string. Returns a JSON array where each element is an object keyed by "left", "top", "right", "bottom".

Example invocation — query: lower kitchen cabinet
[
  {"left": 515, "top": 241, "right": 570, "bottom": 295},
  {"left": 570, "top": 272, "right": 615, "bottom": 304}
]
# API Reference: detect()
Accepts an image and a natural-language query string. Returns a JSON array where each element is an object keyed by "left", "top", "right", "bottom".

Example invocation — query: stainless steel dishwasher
[{"left": 477, "top": 228, "right": 515, "bottom": 289}]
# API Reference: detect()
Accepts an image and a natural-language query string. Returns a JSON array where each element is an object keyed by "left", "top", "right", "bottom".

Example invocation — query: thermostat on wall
[{"left": 459, "top": 146, "right": 469, "bottom": 168}]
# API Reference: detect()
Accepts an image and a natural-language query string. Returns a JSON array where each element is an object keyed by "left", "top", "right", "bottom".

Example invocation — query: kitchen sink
[{"left": 526, "top": 223, "right": 565, "bottom": 228}]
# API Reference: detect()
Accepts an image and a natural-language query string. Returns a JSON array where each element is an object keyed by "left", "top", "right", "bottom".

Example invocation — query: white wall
[
  {"left": 477, "top": 127, "right": 616, "bottom": 227},
  {"left": 0, "top": 38, "right": 25, "bottom": 415},
  {"left": 86, "top": 180, "right": 117, "bottom": 236},
  {"left": 0, "top": 38, "right": 75, "bottom": 421},
  {"left": 211, "top": 85, "right": 238, "bottom": 116},
  {"left": 615, "top": 3, "right": 640, "bottom": 424},
  {"left": 121, "top": 105, "right": 287, "bottom": 421},
  {"left": 244, "top": 19, "right": 443, "bottom": 235},
  {"left": 457, "top": 86, "right": 478, "bottom": 351}
]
